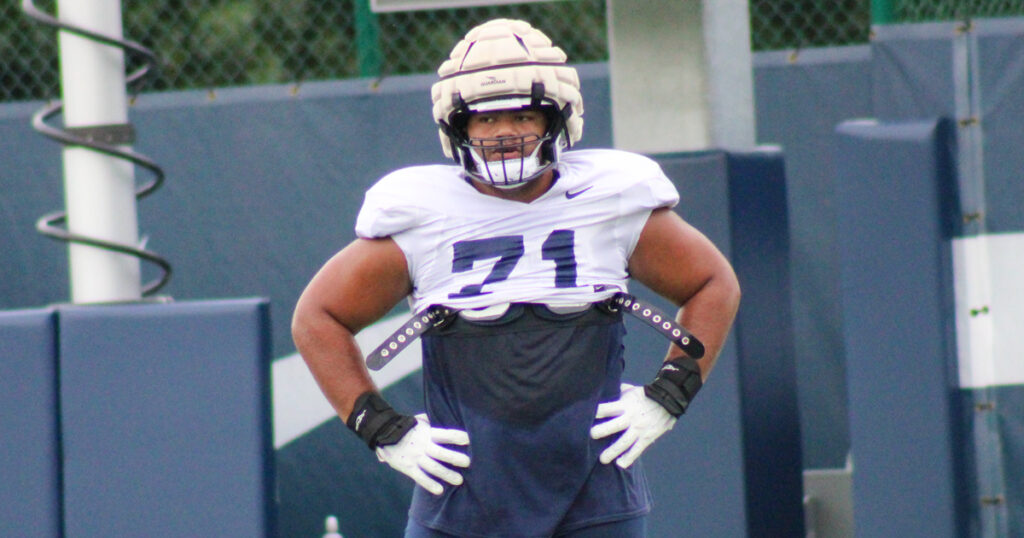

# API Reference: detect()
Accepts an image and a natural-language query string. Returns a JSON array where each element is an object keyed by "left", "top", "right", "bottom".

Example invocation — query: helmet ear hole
[
  {"left": 451, "top": 93, "right": 467, "bottom": 115},
  {"left": 438, "top": 120, "right": 454, "bottom": 137},
  {"left": 530, "top": 82, "right": 545, "bottom": 107},
  {"left": 558, "top": 103, "right": 573, "bottom": 148}
]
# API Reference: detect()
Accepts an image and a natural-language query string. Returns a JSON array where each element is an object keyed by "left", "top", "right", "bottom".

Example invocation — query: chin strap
[{"left": 365, "top": 292, "right": 704, "bottom": 371}]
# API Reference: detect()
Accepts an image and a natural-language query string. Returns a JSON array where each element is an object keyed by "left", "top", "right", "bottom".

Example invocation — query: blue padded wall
[
  {"left": 754, "top": 45, "right": 873, "bottom": 469},
  {"left": 57, "top": 299, "right": 276, "bottom": 537},
  {"left": 871, "top": 19, "right": 1024, "bottom": 234},
  {"left": 974, "top": 18, "right": 1024, "bottom": 234},
  {"left": 0, "top": 308, "right": 60, "bottom": 538},
  {"left": 634, "top": 149, "right": 803, "bottom": 537},
  {"left": 726, "top": 150, "right": 803, "bottom": 537},
  {"left": 630, "top": 151, "right": 747, "bottom": 538},
  {"left": 834, "top": 119, "right": 965, "bottom": 537}
]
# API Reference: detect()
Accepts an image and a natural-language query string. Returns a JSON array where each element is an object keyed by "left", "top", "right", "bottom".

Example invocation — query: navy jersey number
[
  {"left": 449, "top": 230, "right": 577, "bottom": 298},
  {"left": 541, "top": 230, "right": 577, "bottom": 288}
]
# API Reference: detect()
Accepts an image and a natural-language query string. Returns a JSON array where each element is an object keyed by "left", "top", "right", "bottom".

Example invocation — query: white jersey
[{"left": 355, "top": 149, "right": 679, "bottom": 313}]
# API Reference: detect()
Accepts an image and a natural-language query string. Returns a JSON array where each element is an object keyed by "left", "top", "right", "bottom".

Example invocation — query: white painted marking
[{"left": 953, "top": 232, "right": 1024, "bottom": 388}]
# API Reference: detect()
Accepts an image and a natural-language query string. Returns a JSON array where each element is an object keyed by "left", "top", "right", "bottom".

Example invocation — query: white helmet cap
[{"left": 430, "top": 19, "right": 584, "bottom": 163}]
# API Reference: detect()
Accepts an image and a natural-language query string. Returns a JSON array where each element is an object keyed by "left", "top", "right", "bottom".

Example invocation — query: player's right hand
[
  {"left": 590, "top": 383, "right": 676, "bottom": 469},
  {"left": 375, "top": 413, "right": 470, "bottom": 495}
]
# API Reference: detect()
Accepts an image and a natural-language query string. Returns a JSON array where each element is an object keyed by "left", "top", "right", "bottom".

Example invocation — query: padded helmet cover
[{"left": 431, "top": 18, "right": 584, "bottom": 160}]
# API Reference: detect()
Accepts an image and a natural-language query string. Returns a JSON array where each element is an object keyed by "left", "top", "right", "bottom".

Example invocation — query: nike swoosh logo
[{"left": 565, "top": 186, "right": 593, "bottom": 199}]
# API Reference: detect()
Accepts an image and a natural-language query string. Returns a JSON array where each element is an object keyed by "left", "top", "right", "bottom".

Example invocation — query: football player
[{"left": 292, "top": 18, "right": 740, "bottom": 537}]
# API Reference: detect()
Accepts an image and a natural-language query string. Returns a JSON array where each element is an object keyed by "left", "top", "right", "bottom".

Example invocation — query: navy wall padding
[
  {"left": 986, "top": 386, "right": 1024, "bottom": 537},
  {"left": 726, "top": 150, "right": 803, "bottom": 537},
  {"left": 958, "top": 386, "right": 1024, "bottom": 537},
  {"left": 631, "top": 151, "right": 748, "bottom": 537},
  {"left": 57, "top": 299, "right": 276, "bottom": 537},
  {"left": 871, "top": 23, "right": 959, "bottom": 121},
  {"left": 834, "top": 119, "right": 965, "bottom": 537},
  {"left": 974, "top": 18, "right": 1024, "bottom": 234},
  {"left": 754, "top": 45, "right": 873, "bottom": 469},
  {"left": 636, "top": 149, "right": 802, "bottom": 537},
  {"left": 0, "top": 308, "right": 61, "bottom": 538},
  {"left": 871, "top": 18, "right": 1024, "bottom": 234},
  {"left": 0, "top": 101, "right": 65, "bottom": 309}
]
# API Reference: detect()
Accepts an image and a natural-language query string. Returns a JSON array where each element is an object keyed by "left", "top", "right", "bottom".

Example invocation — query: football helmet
[{"left": 431, "top": 19, "right": 584, "bottom": 188}]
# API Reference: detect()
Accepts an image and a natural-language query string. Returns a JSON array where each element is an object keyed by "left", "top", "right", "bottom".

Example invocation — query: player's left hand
[{"left": 590, "top": 383, "right": 676, "bottom": 469}]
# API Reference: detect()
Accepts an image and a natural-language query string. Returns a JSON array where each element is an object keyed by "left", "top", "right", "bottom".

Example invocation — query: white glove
[
  {"left": 590, "top": 383, "right": 676, "bottom": 469},
  {"left": 375, "top": 413, "right": 470, "bottom": 495}
]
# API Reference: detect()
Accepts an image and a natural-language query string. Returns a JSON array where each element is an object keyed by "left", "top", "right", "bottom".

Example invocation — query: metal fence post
[
  {"left": 872, "top": 0, "right": 895, "bottom": 24},
  {"left": 355, "top": 0, "right": 382, "bottom": 78}
]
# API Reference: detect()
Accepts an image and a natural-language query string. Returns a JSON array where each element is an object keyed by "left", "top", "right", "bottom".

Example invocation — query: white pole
[{"left": 57, "top": 0, "right": 142, "bottom": 303}]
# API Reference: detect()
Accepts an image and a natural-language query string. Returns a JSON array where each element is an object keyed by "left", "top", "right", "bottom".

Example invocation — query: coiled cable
[{"left": 22, "top": 0, "right": 171, "bottom": 296}]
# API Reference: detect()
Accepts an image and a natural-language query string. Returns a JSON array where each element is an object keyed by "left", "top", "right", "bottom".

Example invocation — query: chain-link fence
[
  {"left": 895, "top": 0, "right": 1024, "bottom": 21},
  {"left": 4, "top": 0, "right": 608, "bottom": 103},
  {"left": 3, "top": 1, "right": 1023, "bottom": 103},
  {"left": 751, "top": 0, "right": 870, "bottom": 51}
]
